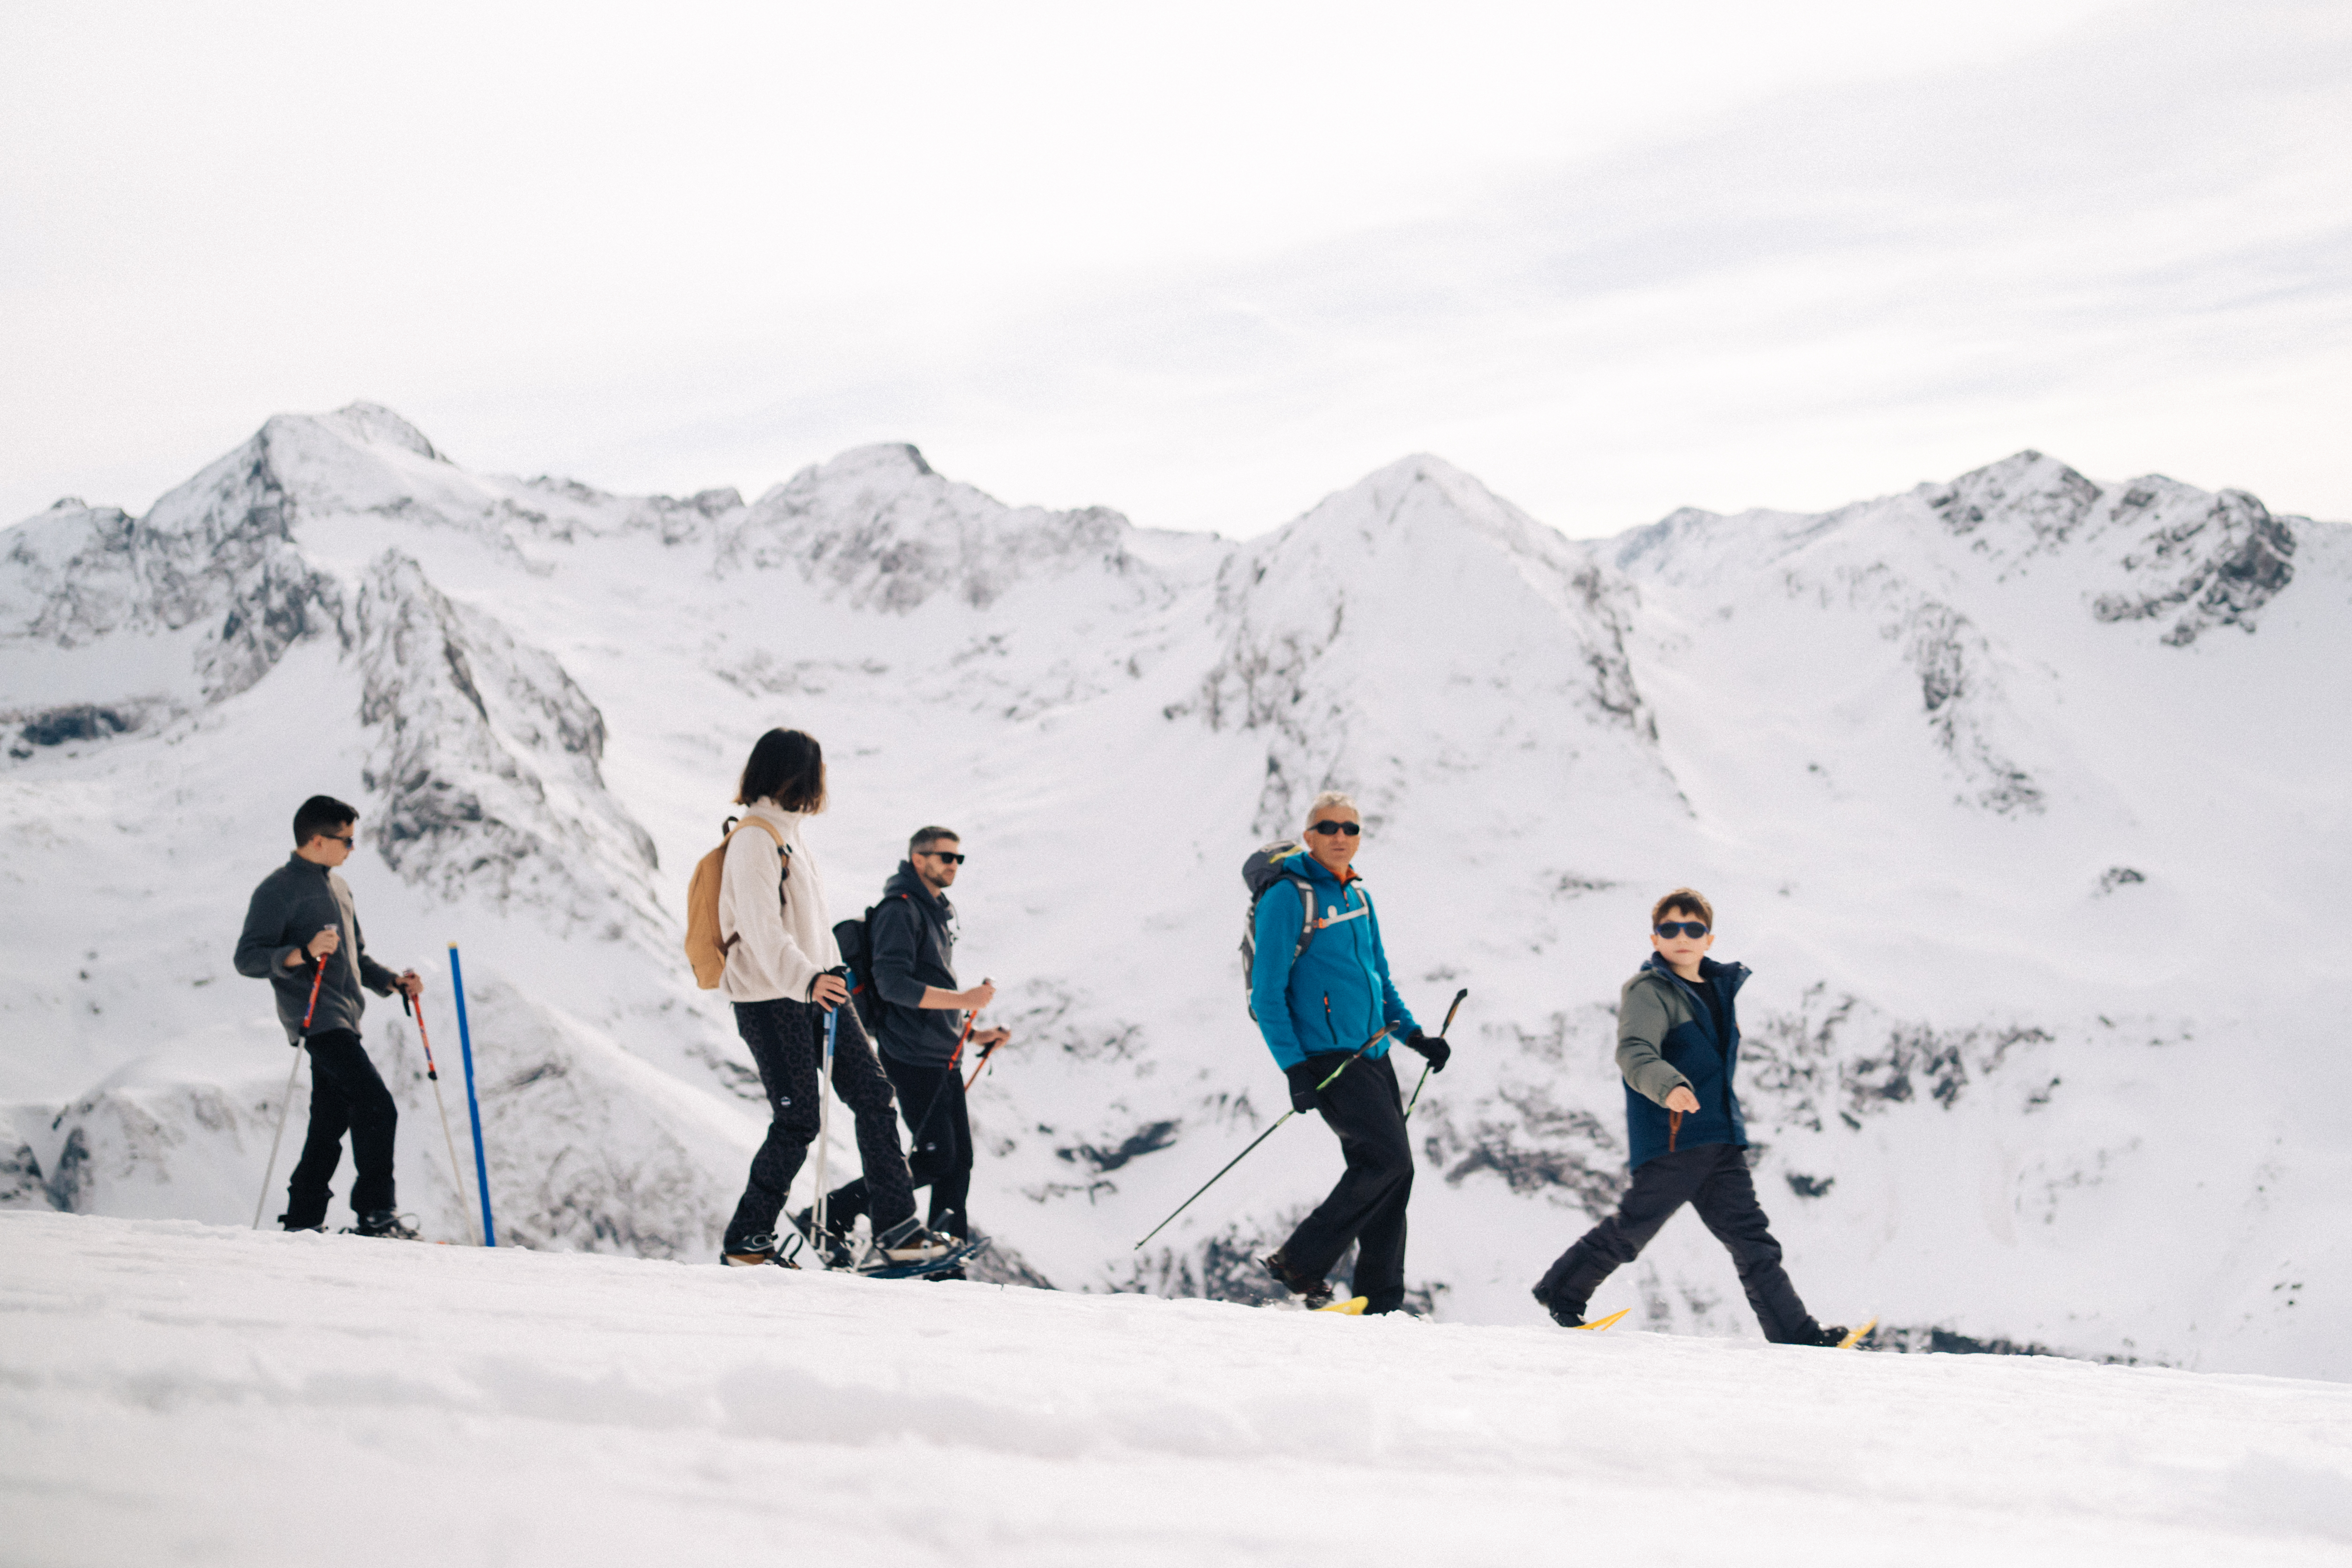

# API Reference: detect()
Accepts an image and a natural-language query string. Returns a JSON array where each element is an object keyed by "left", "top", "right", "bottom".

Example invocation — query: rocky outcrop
[
  {"left": 718, "top": 443, "right": 1153, "bottom": 611},
  {"left": 353, "top": 552, "right": 660, "bottom": 925}
]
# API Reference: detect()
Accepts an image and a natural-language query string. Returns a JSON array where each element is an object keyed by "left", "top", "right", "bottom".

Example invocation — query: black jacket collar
[{"left": 883, "top": 861, "right": 952, "bottom": 927}]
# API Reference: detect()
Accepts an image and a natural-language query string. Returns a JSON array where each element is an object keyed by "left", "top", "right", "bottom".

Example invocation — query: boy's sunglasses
[
  {"left": 1654, "top": 921, "right": 1709, "bottom": 939},
  {"left": 920, "top": 850, "right": 967, "bottom": 864},
  {"left": 1308, "top": 820, "right": 1361, "bottom": 837}
]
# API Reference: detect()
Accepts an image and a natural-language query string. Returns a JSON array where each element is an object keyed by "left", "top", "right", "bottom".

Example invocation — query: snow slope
[
  {"left": 3, "top": 406, "right": 2346, "bottom": 1378},
  {"left": 5, "top": 1212, "right": 2350, "bottom": 1568}
]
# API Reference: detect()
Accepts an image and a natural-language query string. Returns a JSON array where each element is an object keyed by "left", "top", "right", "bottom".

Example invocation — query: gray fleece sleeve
[
  {"left": 1614, "top": 978, "right": 1692, "bottom": 1108},
  {"left": 233, "top": 879, "right": 303, "bottom": 979}
]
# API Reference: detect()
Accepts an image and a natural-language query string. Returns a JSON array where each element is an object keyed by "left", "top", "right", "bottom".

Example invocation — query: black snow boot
[
  {"left": 1803, "top": 1323, "right": 1861, "bottom": 1348},
  {"left": 278, "top": 1214, "right": 326, "bottom": 1234},
  {"left": 349, "top": 1210, "right": 421, "bottom": 1240},
  {"left": 1531, "top": 1284, "right": 1586, "bottom": 1328},
  {"left": 1263, "top": 1248, "right": 1334, "bottom": 1309},
  {"left": 721, "top": 1232, "right": 802, "bottom": 1269}
]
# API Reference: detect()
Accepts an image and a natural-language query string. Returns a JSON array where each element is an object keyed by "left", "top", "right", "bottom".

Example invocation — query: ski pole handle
[
  {"left": 297, "top": 926, "right": 334, "bottom": 1035},
  {"left": 1438, "top": 986, "right": 1467, "bottom": 1038}
]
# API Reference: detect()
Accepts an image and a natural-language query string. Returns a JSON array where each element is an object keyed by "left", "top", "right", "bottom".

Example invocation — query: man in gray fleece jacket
[{"left": 233, "top": 795, "right": 421, "bottom": 1237}]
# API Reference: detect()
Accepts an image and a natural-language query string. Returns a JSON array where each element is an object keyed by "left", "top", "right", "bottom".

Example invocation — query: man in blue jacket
[
  {"left": 1251, "top": 791, "right": 1449, "bottom": 1313},
  {"left": 1530, "top": 888, "right": 1849, "bottom": 1345}
]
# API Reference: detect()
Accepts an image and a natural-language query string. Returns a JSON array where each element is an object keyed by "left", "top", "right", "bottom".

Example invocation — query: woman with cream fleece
[{"left": 716, "top": 728, "right": 948, "bottom": 1269}]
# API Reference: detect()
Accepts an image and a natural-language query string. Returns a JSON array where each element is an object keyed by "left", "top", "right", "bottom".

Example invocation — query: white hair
[{"left": 1304, "top": 790, "right": 1359, "bottom": 826}]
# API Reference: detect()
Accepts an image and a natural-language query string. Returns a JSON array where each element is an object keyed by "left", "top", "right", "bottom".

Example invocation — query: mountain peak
[
  {"left": 818, "top": 442, "right": 935, "bottom": 481},
  {"left": 316, "top": 402, "right": 443, "bottom": 461}
]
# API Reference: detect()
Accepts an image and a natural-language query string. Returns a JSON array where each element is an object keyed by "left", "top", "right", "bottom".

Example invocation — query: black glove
[
  {"left": 1285, "top": 1061, "right": 1324, "bottom": 1114},
  {"left": 1405, "top": 1030, "right": 1450, "bottom": 1072}
]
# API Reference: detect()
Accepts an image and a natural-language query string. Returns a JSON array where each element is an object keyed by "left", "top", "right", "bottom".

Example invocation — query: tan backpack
[{"left": 684, "top": 816, "right": 789, "bottom": 989}]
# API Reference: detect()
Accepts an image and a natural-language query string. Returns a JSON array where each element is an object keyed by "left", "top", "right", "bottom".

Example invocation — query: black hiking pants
[
  {"left": 827, "top": 1054, "right": 976, "bottom": 1239},
  {"left": 1534, "top": 1141, "right": 1824, "bottom": 1344},
  {"left": 724, "top": 998, "right": 917, "bottom": 1253},
  {"left": 1281, "top": 1051, "right": 1412, "bottom": 1313},
  {"left": 283, "top": 1028, "right": 397, "bottom": 1227}
]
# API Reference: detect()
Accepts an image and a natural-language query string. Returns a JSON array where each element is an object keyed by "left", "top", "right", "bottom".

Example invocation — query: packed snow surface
[
  {"left": 4, "top": 1212, "right": 2349, "bottom": 1567},
  {"left": 4, "top": 404, "right": 2349, "bottom": 1380}
]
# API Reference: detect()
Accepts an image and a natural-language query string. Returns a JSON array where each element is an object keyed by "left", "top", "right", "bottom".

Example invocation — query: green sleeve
[{"left": 1614, "top": 979, "right": 1692, "bottom": 1108}]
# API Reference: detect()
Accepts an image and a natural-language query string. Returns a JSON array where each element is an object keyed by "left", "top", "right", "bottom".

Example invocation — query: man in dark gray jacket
[
  {"left": 233, "top": 795, "right": 421, "bottom": 1237},
  {"left": 864, "top": 826, "right": 1002, "bottom": 1243},
  {"left": 1531, "top": 887, "right": 1850, "bottom": 1346}
]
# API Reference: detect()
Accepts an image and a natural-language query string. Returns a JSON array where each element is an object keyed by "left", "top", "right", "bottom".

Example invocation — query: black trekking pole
[
  {"left": 907, "top": 993, "right": 984, "bottom": 1151},
  {"left": 962, "top": 1035, "right": 1003, "bottom": 1091},
  {"left": 1402, "top": 988, "right": 1468, "bottom": 1121},
  {"left": 1132, "top": 1026, "right": 1390, "bottom": 1252}
]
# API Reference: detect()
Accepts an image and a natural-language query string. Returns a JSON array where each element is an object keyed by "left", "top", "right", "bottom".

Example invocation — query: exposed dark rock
[
  {"left": 2091, "top": 491, "right": 2297, "bottom": 644},
  {"left": 43, "top": 1127, "right": 89, "bottom": 1211},
  {"left": 0, "top": 1140, "right": 56, "bottom": 1209},
  {"left": 16, "top": 704, "right": 132, "bottom": 749},
  {"left": 1056, "top": 1120, "right": 1180, "bottom": 1173}
]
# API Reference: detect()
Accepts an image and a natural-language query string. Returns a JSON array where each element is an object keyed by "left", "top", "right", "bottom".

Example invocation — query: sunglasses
[
  {"left": 1308, "top": 821, "right": 1361, "bottom": 837},
  {"left": 920, "top": 850, "right": 967, "bottom": 864},
  {"left": 325, "top": 833, "right": 355, "bottom": 848},
  {"left": 1654, "top": 921, "right": 1709, "bottom": 939}
]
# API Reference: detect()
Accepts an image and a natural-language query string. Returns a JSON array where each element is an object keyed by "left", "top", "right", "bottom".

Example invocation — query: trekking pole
[
  {"left": 406, "top": 990, "right": 480, "bottom": 1245},
  {"left": 447, "top": 945, "right": 497, "bottom": 1246},
  {"left": 811, "top": 967, "right": 847, "bottom": 1262},
  {"left": 909, "top": 1001, "right": 982, "bottom": 1148},
  {"left": 253, "top": 928, "right": 333, "bottom": 1229},
  {"left": 252, "top": 1047, "right": 305, "bottom": 1230},
  {"left": 1132, "top": 1027, "right": 1389, "bottom": 1251},
  {"left": 1402, "top": 988, "right": 1468, "bottom": 1121},
  {"left": 962, "top": 1035, "right": 1003, "bottom": 1092}
]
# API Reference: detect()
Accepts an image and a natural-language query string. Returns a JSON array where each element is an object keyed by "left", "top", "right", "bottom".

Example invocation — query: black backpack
[
  {"left": 1240, "top": 841, "right": 1370, "bottom": 1019},
  {"left": 832, "top": 894, "right": 911, "bottom": 1037}
]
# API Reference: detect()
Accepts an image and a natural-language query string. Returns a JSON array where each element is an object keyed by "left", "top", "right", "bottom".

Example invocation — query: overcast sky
[{"left": 3, "top": 0, "right": 2345, "bottom": 539}]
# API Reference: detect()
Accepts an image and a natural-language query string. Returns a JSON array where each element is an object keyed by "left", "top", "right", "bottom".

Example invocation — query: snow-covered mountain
[{"left": 4, "top": 405, "right": 2344, "bottom": 1377}]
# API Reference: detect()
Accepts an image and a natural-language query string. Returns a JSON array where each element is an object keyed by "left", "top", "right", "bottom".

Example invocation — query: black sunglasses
[
  {"left": 1308, "top": 820, "right": 1361, "bottom": 837},
  {"left": 324, "top": 833, "right": 355, "bottom": 848},
  {"left": 1654, "top": 921, "right": 1709, "bottom": 939},
  {"left": 920, "top": 849, "right": 966, "bottom": 864}
]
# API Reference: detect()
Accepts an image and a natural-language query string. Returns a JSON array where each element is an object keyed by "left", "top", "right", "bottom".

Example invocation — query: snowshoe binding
[
  {"left": 721, "top": 1231, "right": 803, "bottom": 1269},
  {"left": 790, "top": 1206, "right": 856, "bottom": 1271},
  {"left": 348, "top": 1210, "right": 421, "bottom": 1240},
  {"left": 857, "top": 1222, "right": 990, "bottom": 1281}
]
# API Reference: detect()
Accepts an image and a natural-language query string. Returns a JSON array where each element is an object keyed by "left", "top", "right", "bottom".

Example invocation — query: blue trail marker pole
[{"left": 446, "top": 943, "right": 496, "bottom": 1246}]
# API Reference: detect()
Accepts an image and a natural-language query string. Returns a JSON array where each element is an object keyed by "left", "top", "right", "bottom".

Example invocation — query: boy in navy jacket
[{"left": 1532, "top": 888, "right": 1849, "bottom": 1345}]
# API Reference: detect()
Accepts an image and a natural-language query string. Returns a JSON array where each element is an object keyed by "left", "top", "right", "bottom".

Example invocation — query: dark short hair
[
  {"left": 1651, "top": 887, "right": 1714, "bottom": 929},
  {"left": 736, "top": 728, "right": 827, "bottom": 812},
  {"left": 909, "top": 825, "right": 960, "bottom": 857},
  {"left": 293, "top": 795, "right": 359, "bottom": 846}
]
